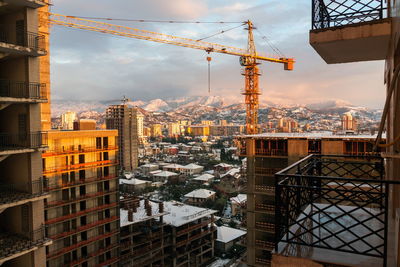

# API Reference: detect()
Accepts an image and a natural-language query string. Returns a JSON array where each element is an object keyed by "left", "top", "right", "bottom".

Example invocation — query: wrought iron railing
[
  {"left": 0, "top": 27, "right": 46, "bottom": 52},
  {"left": 0, "top": 131, "right": 48, "bottom": 151},
  {"left": 0, "top": 80, "right": 47, "bottom": 100},
  {"left": 312, "top": 0, "right": 388, "bottom": 29},
  {"left": 275, "top": 154, "right": 398, "bottom": 266}
]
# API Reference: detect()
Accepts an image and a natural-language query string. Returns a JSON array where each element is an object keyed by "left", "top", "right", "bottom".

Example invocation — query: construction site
[{"left": 1, "top": 0, "right": 400, "bottom": 267}]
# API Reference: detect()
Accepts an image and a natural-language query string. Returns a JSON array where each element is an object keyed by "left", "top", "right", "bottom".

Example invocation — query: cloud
[{"left": 49, "top": 0, "right": 386, "bottom": 109}]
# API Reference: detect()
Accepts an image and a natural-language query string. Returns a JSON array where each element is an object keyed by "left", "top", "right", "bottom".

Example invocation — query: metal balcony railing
[
  {"left": 0, "top": 178, "right": 47, "bottom": 206},
  {"left": 0, "top": 225, "right": 49, "bottom": 260},
  {"left": 0, "top": 80, "right": 47, "bottom": 100},
  {"left": 0, "top": 132, "right": 48, "bottom": 151},
  {"left": 0, "top": 27, "right": 46, "bottom": 52},
  {"left": 44, "top": 175, "right": 117, "bottom": 191},
  {"left": 312, "top": 0, "right": 388, "bottom": 30},
  {"left": 275, "top": 154, "right": 398, "bottom": 266}
]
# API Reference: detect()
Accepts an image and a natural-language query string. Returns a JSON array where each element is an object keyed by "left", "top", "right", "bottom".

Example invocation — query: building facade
[
  {"left": 106, "top": 104, "right": 138, "bottom": 171},
  {"left": 61, "top": 111, "right": 77, "bottom": 130},
  {"left": 0, "top": 1, "right": 52, "bottom": 266},
  {"left": 43, "top": 130, "right": 119, "bottom": 267}
]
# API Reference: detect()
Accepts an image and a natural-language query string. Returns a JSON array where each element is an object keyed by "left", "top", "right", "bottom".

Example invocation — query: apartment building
[
  {"left": 238, "top": 132, "right": 385, "bottom": 266},
  {"left": 106, "top": 104, "right": 138, "bottom": 171},
  {"left": 120, "top": 198, "right": 217, "bottom": 267},
  {"left": 0, "top": 0, "right": 52, "bottom": 266},
  {"left": 268, "top": 1, "right": 400, "bottom": 266},
  {"left": 42, "top": 130, "right": 119, "bottom": 267}
]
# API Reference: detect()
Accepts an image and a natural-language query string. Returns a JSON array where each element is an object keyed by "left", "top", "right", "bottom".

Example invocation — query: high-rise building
[
  {"left": 43, "top": 129, "right": 119, "bottom": 267},
  {"left": 150, "top": 124, "right": 163, "bottom": 137},
  {"left": 238, "top": 133, "right": 385, "bottom": 266},
  {"left": 0, "top": 1, "right": 52, "bottom": 266},
  {"left": 106, "top": 104, "right": 138, "bottom": 171},
  {"left": 168, "top": 123, "right": 181, "bottom": 137},
  {"left": 267, "top": 3, "right": 400, "bottom": 264},
  {"left": 61, "top": 111, "right": 77, "bottom": 130},
  {"left": 137, "top": 111, "right": 144, "bottom": 138},
  {"left": 341, "top": 112, "right": 357, "bottom": 131}
]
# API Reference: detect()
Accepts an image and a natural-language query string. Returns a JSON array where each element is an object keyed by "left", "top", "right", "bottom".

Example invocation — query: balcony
[
  {"left": 310, "top": 0, "right": 391, "bottom": 63},
  {"left": 42, "top": 145, "right": 117, "bottom": 157},
  {"left": 274, "top": 154, "right": 397, "bottom": 266},
  {"left": 0, "top": 178, "right": 49, "bottom": 211},
  {"left": 44, "top": 175, "right": 117, "bottom": 191},
  {"left": 0, "top": 132, "right": 48, "bottom": 155},
  {"left": 0, "top": 80, "right": 47, "bottom": 103},
  {"left": 43, "top": 160, "right": 118, "bottom": 175},
  {"left": 0, "top": 225, "right": 51, "bottom": 265},
  {"left": 0, "top": 27, "right": 46, "bottom": 57}
]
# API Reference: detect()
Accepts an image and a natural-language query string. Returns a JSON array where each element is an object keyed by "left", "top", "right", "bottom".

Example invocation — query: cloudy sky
[{"left": 50, "top": 0, "right": 385, "bottom": 108}]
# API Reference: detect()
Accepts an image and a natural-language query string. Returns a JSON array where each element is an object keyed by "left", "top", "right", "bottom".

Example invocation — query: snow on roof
[
  {"left": 216, "top": 226, "right": 246, "bottom": 243},
  {"left": 164, "top": 163, "right": 184, "bottom": 169},
  {"left": 215, "top": 163, "right": 233, "bottom": 168},
  {"left": 150, "top": 170, "right": 162, "bottom": 175},
  {"left": 221, "top": 168, "right": 240, "bottom": 178},
  {"left": 184, "top": 189, "right": 215, "bottom": 199},
  {"left": 192, "top": 173, "right": 214, "bottom": 181},
  {"left": 154, "top": 170, "right": 178, "bottom": 177},
  {"left": 182, "top": 163, "right": 204, "bottom": 170},
  {"left": 163, "top": 201, "right": 217, "bottom": 227},
  {"left": 141, "top": 164, "right": 159, "bottom": 168},
  {"left": 120, "top": 199, "right": 169, "bottom": 227},
  {"left": 230, "top": 194, "right": 247, "bottom": 204},
  {"left": 119, "top": 178, "right": 151, "bottom": 185}
]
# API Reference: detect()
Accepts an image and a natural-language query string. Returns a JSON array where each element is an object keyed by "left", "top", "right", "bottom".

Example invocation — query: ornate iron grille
[
  {"left": 312, "top": 0, "right": 387, "bottom": 29},
  {"left": 275, "top": 155, "right": 397, "bottom": 266}
]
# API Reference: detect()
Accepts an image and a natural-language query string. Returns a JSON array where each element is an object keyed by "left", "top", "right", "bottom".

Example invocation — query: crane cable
[
  {"left": 64, "top": 16, "right": 244, "bottom": 24},
  {"left": 197, "top": 23, "right": 246, "bottom": 41},
  {"left": 254, "top": 28, "right": 285, "bottom": 58}
]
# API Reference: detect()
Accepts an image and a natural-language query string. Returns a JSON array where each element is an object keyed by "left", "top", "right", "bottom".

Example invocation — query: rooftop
[
  {"left": 163, "top": 201, "right": 217, "bottom": 227},
  {"left": 239, "top": 132, "right": 386, "bottom": 140},
  {"left": 230, "top": 194, "right": 247, "bottom": 204},
  {"left": 216, "top": 226, "right": 246, "bottom": 243},
  {"left": 192, "top": 173, "right": 215, "bottom": 182},
  {"left": 153, "top": 170, "right": 178, "bottom": 177},
  {"left": 182, "top": 163, "right": 204, "bottom": 170},
  {"left": 120, "top": 199, "right": 169, "bottom": 227},
  {"left": 119, "top": 178, "right": 151, "bottom": 185},
  {"left": 184, "top": 189, "right": 216, "bottom": 199}
]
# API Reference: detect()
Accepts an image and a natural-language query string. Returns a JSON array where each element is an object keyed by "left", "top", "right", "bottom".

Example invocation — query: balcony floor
[
  {"left": 0, "top": 232, "right": 51, "bottom": 265},
  {"left": 275, "top": 203, "right": 390, "bottom": 266}
]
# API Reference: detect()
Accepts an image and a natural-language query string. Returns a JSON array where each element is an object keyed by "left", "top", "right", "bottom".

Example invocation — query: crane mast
[{"left": 46, "top": 13, "right": 294, "bottom": 134}]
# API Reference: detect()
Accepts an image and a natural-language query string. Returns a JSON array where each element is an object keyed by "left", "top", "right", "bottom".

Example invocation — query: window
[
  {"left": 96, "top": 137, "right": 102, "bottom": 149},
  {"left": 79, "top": 154, "right": 85, "bottom": 164}
]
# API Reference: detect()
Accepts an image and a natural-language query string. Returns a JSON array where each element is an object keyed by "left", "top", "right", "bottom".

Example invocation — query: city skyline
[{"left": 51, "top": 0, "right": 385, "bottom": 108}]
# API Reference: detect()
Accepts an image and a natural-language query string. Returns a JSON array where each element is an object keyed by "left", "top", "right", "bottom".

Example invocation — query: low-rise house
[
  {"left": 120, "top": 178, "right": 152, "bottom": 193},
  {"left": 230, "top": 194, "right": 247, "bottom": 218},
  {"left": 215, "top": 226, "right": 246, "bottom": 254},
  {"left": 163, "top": 163, "right": 184, "bottom": 173},
  {"left": 152, "top": 170, "right": 179, "bottom": 183},
  {"left": 192, "top": 173, "right": 215, "bottom": 185},
  {"left": 214, "top": 163, "right": 233, "bottom": 176},
  {"left": 184, "top": 189, "right": 216, "bottom": 206},
  {"left": 140, "top": 163, "right": 159, "bottom": 176},
  {"left": 181, "top": 163, "right": 204, "bottom": 176}
]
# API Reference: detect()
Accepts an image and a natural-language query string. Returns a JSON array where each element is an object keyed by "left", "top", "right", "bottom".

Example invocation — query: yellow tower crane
[{"left": 48, "top": 13, "right": 294, "bottom": 134}]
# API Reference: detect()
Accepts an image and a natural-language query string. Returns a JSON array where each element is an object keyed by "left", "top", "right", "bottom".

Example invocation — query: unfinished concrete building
[
  {"left": 119, "top": 198, "right": 217, "bottom": 267},
  {"left": 0, "top": 0, "right": 52, "bottom": 266},
  {"left": 42, "top": 130, "right": 119, "bottom": 267},
  {"left": 238, "top": 133, "right": 385, "bottom": 266},
  {"left": 119, "top": 197, "right": 169, "bottom": 266},
  {"left": 106, "top": 104, "right": 138, "bottom": 172}
]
